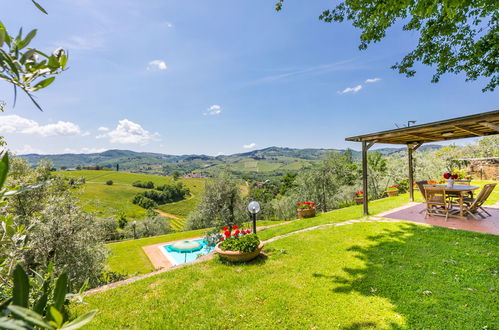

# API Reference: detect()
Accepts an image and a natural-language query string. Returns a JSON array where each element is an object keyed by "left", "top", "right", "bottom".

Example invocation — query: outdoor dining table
[{"left": 426, "top": 184, "right": 480, "bottom": 218}]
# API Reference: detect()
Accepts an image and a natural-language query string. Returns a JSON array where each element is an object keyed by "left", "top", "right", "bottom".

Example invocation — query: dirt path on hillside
[{"left": 154, "top": 209, "right": 181, "bottom": 220}]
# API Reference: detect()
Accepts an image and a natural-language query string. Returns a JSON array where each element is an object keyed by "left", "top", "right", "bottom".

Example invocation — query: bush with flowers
[
  {"left": 355, "top": 190, "right": 364, "bottom": 197},
  {"left": 297, "top": 202, "right": 315, "bottom": 209},
  {"left": 218, "top": 225, "right": 260, "bottom": 253},
  {"left": 386, "top": 184, "right": 398, "bottom": 192}
]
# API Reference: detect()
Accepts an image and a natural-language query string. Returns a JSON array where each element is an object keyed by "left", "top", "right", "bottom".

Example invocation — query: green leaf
[
  {"left": 32, "top": 77, "right": 55, "bottom": 91},
  {"left": 17, "top": 29, "right": 37, "bottom": 50},
  {"left": 0, "top": 316, "right": 29, "bottom": 330},
  {"left": 61, "top": 310, "right": 97, "bottom": 330},
  {"left": 7, "top": 305, "right": 53, "bottom": 329},
  {"left": 20, "top": 48, "right": 37, "bottom": 64},
  {"left": 52, "top": 272, "right": 68, "bottom": 311},
  {"left": 12, "top": 265, "right": 29, "bottom": 308},
  {"left": 33, "top": 293, "right": 48, "bottom": 315},
  {"left": 49, "top": 306, "right": 63, "bottom": 327},
  {"left": 0, "top": 297, "right": 12, "bottom": 313},
  {"left": 59, "top": 54, "right": 68, "bottom": 69},
  {"left": 0, "top": 28, "right": 5, "bottom": 47},
  {"left": 31, "top": 0, "right": 48, "bottom": 14},
  {"left": 0, "top": 152, "right": 9, "bottom": 190}
]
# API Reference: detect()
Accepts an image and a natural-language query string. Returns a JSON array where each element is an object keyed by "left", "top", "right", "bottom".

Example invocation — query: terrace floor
[{"left": 379, "top": 202, "right": 499, "bottom": 235}]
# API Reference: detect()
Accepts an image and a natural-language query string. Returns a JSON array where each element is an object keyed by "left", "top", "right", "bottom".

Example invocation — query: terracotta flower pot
[
  {"left": 297, "top": 207, "right": 316, "bottom": 218},
  {"left": 215, "top": 241, "right": 264, "bottom": 262},
  {"left": 354, "top": 196, "right": 364, "bottom": 204},
  {"left": 386, "top": 189, "right": 399, "bottom": 197}
]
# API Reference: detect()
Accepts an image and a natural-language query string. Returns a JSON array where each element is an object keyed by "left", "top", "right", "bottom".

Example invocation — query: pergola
[{"left": 345, "top": 110, "right": 499, "bottom": 215}]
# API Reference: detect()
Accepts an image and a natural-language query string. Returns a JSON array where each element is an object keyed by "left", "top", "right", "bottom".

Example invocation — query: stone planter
[
  {"left": 386, "top": 189, "right": 399, "bottom": 197},
  {"left": 354, "top": 196, "right": 364, "bottom": 204},
  {"left": 297, "top": 208, "right": 316, "bottom": 218},
  {"left": 215, "top": 241, "right": 264, "bottom": 262}
]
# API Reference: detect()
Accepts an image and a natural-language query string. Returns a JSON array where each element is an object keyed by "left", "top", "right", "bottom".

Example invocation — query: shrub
[
  {"left": 132, "top": 181, "right": 154, "bottom": 189},
  {"left": 124, "top": 217, "right": 171, "bottom": 238},
  {"left": 132, "top": 195, "right": 157, "bottom": 209},
  {"left": 106, "top": 180, "right": 113, "bottom": 185},
  {"left": 95, "top": 217, "right": 122, "bottom": 241}
]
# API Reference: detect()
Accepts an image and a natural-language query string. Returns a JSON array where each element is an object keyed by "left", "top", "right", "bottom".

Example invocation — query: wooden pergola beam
[
  {"left": 453, "top": 125, "right": 482, "bottom": 136},
  {"left": 479, "top": 121, "right": 499, "bottom": 132}
]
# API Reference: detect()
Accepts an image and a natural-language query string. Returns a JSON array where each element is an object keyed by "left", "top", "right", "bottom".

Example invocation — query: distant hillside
[{"left": 20, "top": 145, "right": 442, "bottom": 177}]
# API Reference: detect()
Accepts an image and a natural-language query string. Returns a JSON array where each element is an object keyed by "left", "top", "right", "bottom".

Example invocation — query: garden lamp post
[
  {"left": 247, "top": 201, "right": 260, "bottom": 234},
  {"left": 131, "top": 221, "right": 137, "bottom": 239}
]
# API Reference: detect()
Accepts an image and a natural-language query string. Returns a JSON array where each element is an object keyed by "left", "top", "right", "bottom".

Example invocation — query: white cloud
[
  {"left": 243, "top": 143, "right": 257, "bottom": 149},
  {"left": 365, "top": 78, "right": 381, "bottom": 83},
  {"left": 98, "top": 126, "right": 109, "bottom": 132},
  {"left": 204, "top": 105, "right": 222, "bottom": 116},
  {"left": 0, "top": 115, "right": 83, "bottom": 136},
  {"left": 12, "top": 144, "right": 43, "bottom": 155},
  {"left": 99, "top": 119, "right": 159, "bottom": 145},
  {"left": 57, "top": 35, "right": 104, "bottom": 50},
  {"left": 338, "top": 85, "right": 363, "bottom": 94},
  {"left": 147, "top": 60, "right": 167, "bottom": 71}
]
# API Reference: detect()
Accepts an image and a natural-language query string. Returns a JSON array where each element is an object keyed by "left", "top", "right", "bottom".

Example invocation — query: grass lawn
[
  {"left": 75, "top": 220, "right": 498, "bottom": 329},
  {"left": 106, "top": 220, "right": 286, "bottom": 275},
  {"left": 55, "top": 170, "right": 205, "bottom": 221}
]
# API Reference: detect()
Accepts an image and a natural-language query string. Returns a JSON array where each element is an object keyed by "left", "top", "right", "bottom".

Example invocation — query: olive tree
[
  {"left": 186, "top": 172, "right": 245, "bottom": 230},
  {"left": 2, "top": 157, "right": 107, "bottom": 289}
]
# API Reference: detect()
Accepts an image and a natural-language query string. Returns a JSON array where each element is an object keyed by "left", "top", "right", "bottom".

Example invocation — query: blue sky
[{"left": 1, "top": 0, "right": 497, "bottom": 155}]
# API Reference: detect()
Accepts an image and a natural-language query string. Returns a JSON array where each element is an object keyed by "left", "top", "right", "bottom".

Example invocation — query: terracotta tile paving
[{"left": 378, "top": 202, "right": 499, "bottom": 235}]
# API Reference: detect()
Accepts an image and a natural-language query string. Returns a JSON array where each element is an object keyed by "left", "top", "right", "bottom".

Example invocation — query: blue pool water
[{"left": 162, "top": 239, "right": 214, "bottom": 265}]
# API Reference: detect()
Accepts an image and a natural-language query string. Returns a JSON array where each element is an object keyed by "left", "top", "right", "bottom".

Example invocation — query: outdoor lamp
[{"left": 247, "top": 201, "right": 261, "bottom": 234}]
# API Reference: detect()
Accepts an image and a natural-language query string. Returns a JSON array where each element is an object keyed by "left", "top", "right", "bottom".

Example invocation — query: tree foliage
[
  {"left": 276, "top": 0, "right": 498, "bottom": 92},
  {"left": 186, "top": 173, "right": 245, "bottom": 230},
  {"left": 1, "top": 1, "right": 67, "bottom": 110}
]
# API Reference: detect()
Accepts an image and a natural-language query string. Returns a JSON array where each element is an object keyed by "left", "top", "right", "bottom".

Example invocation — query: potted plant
[
  {"left": 297, "top": 202, "right": 316, "bottom": 218},
  {"left": 443, "top": 172, "right": 458, "bottom": 188},
  {"left": 386, "top": 184, "right": 399, "bottom": 197},
  {"left": 215, "top": 225, "right": 264, "bottom": 262},
  {"left": 353, "top": 191, "right": 364, "bottom": 204}
]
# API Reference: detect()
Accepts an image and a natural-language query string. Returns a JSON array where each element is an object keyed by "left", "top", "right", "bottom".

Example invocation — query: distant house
[{"left": 182, "top": 172, "right": 205, "bottom": 178}]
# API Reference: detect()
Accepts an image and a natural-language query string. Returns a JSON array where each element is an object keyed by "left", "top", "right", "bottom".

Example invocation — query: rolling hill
[{"left": 22, "top": 145, "right": 442, "bottom": 178}]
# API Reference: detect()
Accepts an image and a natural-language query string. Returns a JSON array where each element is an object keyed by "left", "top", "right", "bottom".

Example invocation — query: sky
[{"left": 0, "top": 0, "right": 497, "bottom": 156}]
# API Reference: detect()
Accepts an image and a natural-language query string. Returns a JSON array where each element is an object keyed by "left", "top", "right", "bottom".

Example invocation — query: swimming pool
[{"left": 161, "top": 239, "right": 214, "bottom": 265}]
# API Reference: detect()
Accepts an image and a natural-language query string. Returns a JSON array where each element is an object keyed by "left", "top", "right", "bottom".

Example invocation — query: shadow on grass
[
  {"left": 213, "top": 253, "right": 269, "bottom": 267},
  {"left": 315, "top": 223, "right": 498, "bottom": 329}
]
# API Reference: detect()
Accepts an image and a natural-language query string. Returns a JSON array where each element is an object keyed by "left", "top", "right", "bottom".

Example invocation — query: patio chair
[
  {"left": 423, "top": 185, "right": 454, "bottom": 221},
  {"left": 462, "top": 183, "right": 496, "bottom": 219},
  {"left": 416, "top": 180, "right": 428, "bottom": 214}
]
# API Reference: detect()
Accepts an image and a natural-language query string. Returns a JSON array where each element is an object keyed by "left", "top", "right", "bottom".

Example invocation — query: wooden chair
[
  {"left": 462, "top": 183, "right": 496, "bottom": 219},
  {"left": 423, "top": 185, "right": 453, "bottom": 221},
  {"left": 416, "top": 180, "right": 428, "bottom": 214}
]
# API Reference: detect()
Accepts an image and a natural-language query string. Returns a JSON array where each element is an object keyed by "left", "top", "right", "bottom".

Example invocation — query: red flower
[
  {"left": 451, "top": 174, "right": 458, "bottom": 180},
  {"left": 311, "top": 203, "right": 315, "bottom": 207},
  {"left": 305, "top": 202, "right": 311, "bottom": 205},
  {"left": 297, "top": 203, "right": 301, "bottom": 206},
  {"left": 246, "top": 229, "right": 251, "bottom": 234},
  {"left": 224, "top": 231, "right": 230, "bottom": 238},
  {"left": 234, "top": 230, "right": 240, "bottom": 236},
  {"left": 223, "top": 226, "right": 228, "bottom": 231},
  {"left": 232, "top": 225, "right": 239, "bottom": 229},
  {"left": 443, "top": 172, "right": 451, "bottom": 179},
  {"left": 221, "top": 237, "right": 225, "bottom": 241}
]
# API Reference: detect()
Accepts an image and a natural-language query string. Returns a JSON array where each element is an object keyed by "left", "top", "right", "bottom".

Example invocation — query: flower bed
[
  {"left": 297, "top": 202, "right": 316, "bottom": 218},
  {"left": 215, "top": 225, "right": 263, "bottom": 262}
]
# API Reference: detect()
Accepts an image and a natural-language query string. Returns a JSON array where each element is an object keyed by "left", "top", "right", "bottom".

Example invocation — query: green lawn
[
  {"left": 55, "top": 170, "right": 205, "bottom": 221},
  {"left": 75, "top": 219, "right": 498, "bottom": 329}
]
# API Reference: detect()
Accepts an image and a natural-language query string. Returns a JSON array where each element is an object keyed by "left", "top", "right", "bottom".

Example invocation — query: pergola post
[
  {"left": 407, "top": 143, "right": 422, "bottom": 202},
  {"left": 408, "top": 145, "right": 414, "bottom": 202},
  {"left": 361, "top": 141, "right": 375, "bottom": 215},
  {"left": 362, "top": 141, "right": 368, "bottom": 215}
]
